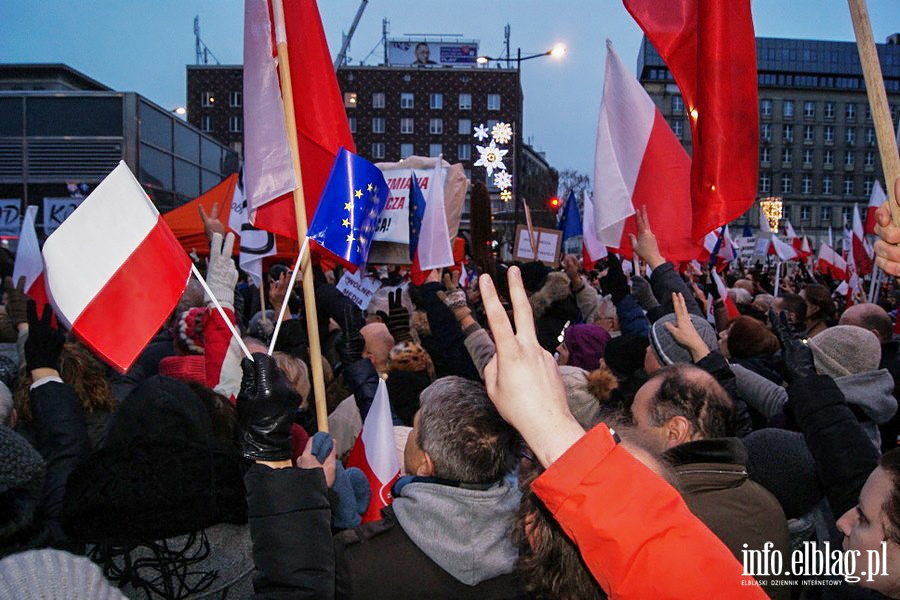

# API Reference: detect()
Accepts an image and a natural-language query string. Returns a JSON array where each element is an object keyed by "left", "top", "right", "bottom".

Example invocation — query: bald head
[
  {"left": 840, "top": 303, "right": 893, "bottom": 343},
  {"left": 734, "top": 279, "right": 755, "bottom": 295},
  {"left": 361, "top": 322, "right": 395, "bottom": 372}
]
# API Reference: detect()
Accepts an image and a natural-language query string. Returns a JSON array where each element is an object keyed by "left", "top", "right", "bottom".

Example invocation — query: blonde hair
[{"left": 273, "top": 351, "right": 310, "bottom": 408}]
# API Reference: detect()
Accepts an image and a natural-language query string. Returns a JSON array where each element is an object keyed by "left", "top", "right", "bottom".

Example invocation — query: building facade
[
  {"left": 638, "top": 36, "right": 900, "bottom": 247},
  {"left": 185, "top": 65, "right": 245, "bottom": 155}
]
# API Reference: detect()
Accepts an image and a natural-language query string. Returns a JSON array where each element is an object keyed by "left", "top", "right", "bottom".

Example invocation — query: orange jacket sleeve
[{"left": 531, "top": 424, "right": 767, "bottom": 600}]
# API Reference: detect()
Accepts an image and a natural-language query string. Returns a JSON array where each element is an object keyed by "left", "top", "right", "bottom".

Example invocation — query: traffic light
[{"left": 547, "top": 196, "right": 561, "bottom": 212}]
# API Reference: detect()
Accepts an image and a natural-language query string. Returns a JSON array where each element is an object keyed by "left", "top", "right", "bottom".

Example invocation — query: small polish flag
[
  {"left": 851, "top": 204, "right": 874, "bottom": 276},
  {"left": 42, "top": 162, "right": 191, "bottom": 372},
  {"left": 865, "top": 180, "right": 887, "bottom": 236},
  {"left": 768, "top": 236, "right": 799, "bottom": 261},
  {"left": 581, "top": 190, "right": 608, "bottom": 267},
  {"left": 12, "top": 205, "right": 51, "bottom": 315},
  {"left": 345, "top": 378, "right": 401, "bottom": 523},
  {"left": 817, "top": 243, "right": 847, "bottom": 280},
  {"left": 712, "top": 269, "right": 740, "bottom": 320}
]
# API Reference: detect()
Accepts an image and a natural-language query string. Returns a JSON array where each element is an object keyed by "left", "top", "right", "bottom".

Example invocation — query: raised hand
[
  {"left": 769, "top": 309, "right": 816, "bottom": 383},
  {"left": 237, "top": 353, "right": 297, "bottom": 462},
  {"left": 376, "top": 289, "right": 412, "bottom": 343},
  {"left": 663, "top": 292, "right": 710, "bottom": 362},
  {"left": 627, "top": 205, "right": 665, "bottom": 269},
  {"left": 24, "top": 301, "right": 65, "bottom": 375},
  {"left": 4, "top": 275, "right": 28, "bottom": 328},
  {"left": 199, "top": 201, "right": 226, "bottom": 243},
  {"left": 206, "top": 232, "right": 237, "bottom": 308},
  {"left": 874, "top": 178, "right": 900, "bottom": 276}
]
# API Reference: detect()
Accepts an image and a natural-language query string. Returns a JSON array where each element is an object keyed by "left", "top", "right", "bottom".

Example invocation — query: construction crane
[
  {"left": 334, "top": 0, "right": 369, "bottom": 69},
  {"left": 194, "top": 16, "right": 221, "bottom": 65}
]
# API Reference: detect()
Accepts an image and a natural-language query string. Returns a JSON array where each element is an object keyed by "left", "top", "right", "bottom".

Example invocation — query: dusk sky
[{"left": 2, "top": 1, "right": 896, "bottom": 177}]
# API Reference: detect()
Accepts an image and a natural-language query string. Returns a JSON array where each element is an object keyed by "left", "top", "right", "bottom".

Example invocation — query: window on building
[
  {"left": 865, "top": 151, "right": 875, "bottom": 167},
  {"left": 800, "top": 205, "right": 811, "bottom": 220},
  {"left": 401, "top": 93, "right": 414, "bottom": 109},
  {"left": 429, "top": 143, "right": 443, "bottom": 157},
  {"left": 760, "top": 173, "right": 771, "bottom": 193},
  {"left": 372, "top": 117, "right": 385, "bottom": 134},
  {"left": 429, "top": 93, "right": 443, "bottom": 110},
  {"left": 824, "top": 125, "right": 834, "bottom": 143},
  {"left": 783, "top": 100, "right": 794, "bottom": 118},
  {"left": 372, "top": 92, "right": 385, "bottom": 109},
  {"left": 760, "top": 99, "right": 773, "bottom": 117},
  {"left": 864, "top": 177, "right": 874, "bottom": 196},
  {"left": 371, "top": 142, "right": 385, "bottom": 159},
  {"left": 802, "top": 175, "right": 812, "bottom": 194},
  {"left": 782, "top": 124, "right": 793, "bottom": 143},
  {"left": 824, "top": 101, "right": 835, "bottom": 119},
  {"left": 865, "top": 104, "right": 872, "bottom": 121},
  {"left": 823, "top": 175, "right": 833, "bottom": 195},
  {"left": 824, "top": 149, "right": 834, "bottom": 166},
  {"left": 844, "top": 151, "right": 855, "bottom": 167},
  {"left": 459, "top": 93, "right": 472, "bottom": 110},
  {"left": 803, "top": 124, "right": 814, "bottom": 142},
  {"left": 348, "top": 116, "right": 357, "bottom": 134},
  {"left": 429, "top": 118, "right": 443, "bottom": 134},
  {"left": 760, "top": 147, "right": 771, "bottom": 163},
  {"left": 845, "top": 128, "right": 856, "bottom": 145},
  {"left": 842, "top": 206, "right": 852, "bottom": 222},
  {"left": 781, "top": 174, "right": 792, "bottom": 194},
  {"left": 400, "top": 117, "right": 414, "bottom": 134},
  {"left": 672, "top": 95, "right": 684, "bottom": 114},
  {"left": 458, "top": 143, "right": 471, "bottom": 161},
  {"left": 487, "top": 94, "right": 501, "bottom": 111},
  {"left": 400, "top": 143, "right": 414, "bottom": 158},
  {"left": 671, "top": 120, "right": 683, "bottom": 138},
  {"left": 229, "top": 91, "right": 242, "bottom": 108},
  {"left": 844, "top": 178, "right": 854, "bottom": 195},
  {"left": 344, "top": 92, "right": 358, "bottom": 108},
  {"left": 782, "top": 147, "right": 792, "bottom": 164},
  {"left": 761, "top": 123, "right": 772, "bottom": 141},
  {"left": 458, "top": 118, "right": 471, "bottom": 135},
  {"left": 487, "top": 119, "right": 499, "bottom": 131},
  {"left": 865, "top": 128, "right": 875, "bottom": 146},
  {"left": 845, "top": 103, "right": 856, "bottom": 120},
  {"left": 200, "top": 116, "right": 212, "bottom": 132},
  {"left": 202, "top": 91, "right": 215, "bottom": 107},
  {"left": 803, "top": 148, "right": 813, "bottom": 165},
  {"left": 821, "top": 206, "right": 832, "bottom": 222},
  {"left": 803, "top": 101, "right": 815, "bottom": 118}
]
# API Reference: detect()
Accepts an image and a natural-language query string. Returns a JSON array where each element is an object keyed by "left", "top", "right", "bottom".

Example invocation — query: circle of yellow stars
[{"left": 343, "top": 182, "right": 381, "bottom": 255}]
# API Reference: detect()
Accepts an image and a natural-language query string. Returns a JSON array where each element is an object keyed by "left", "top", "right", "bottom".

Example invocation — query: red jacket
[{"left": 531, "top": 424, "right": 767, "bottom": 599}]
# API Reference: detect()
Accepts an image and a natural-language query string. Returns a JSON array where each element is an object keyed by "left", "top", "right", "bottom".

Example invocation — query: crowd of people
[{"left": 0, "top": 196, "right": 899, "bottom": 599}]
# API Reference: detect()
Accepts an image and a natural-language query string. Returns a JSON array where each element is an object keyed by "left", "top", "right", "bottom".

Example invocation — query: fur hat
[
  {"left": 563, "top": 324, "right": 611, "bottom": 371},
  {"left": 807, "top": 325, "right": 881, "bottom": 378},
  {"left": 0, "top": 549, "right": 125, "bottom": 600},
  {"left": 559, "top": 366, "right": 618, "bottom": 430},
  {"left": 649, "top": 313, "right": 719, "bottom": 366},
  {"left": 529, "top": 271, "right": 571, "bottom": 319},
  {"left": 388, "top": 341, "right": 435, "bottom": 379},
  {"left": 176, "top": 307, "right": 207, "bottom": 355}
]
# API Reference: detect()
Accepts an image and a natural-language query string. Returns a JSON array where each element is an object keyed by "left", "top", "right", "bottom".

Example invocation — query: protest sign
[
  {"left": 336, "top": 269, "right": 383, "bottom": 310},
  {"left": 43, "top": 197, "right": 84, "bottom": 235},
  {"left": 0, "top": 200, "right": 22, "bottom": 237},
  {"left": 513, "top": 225, "right": 562, "bottom": 265}
]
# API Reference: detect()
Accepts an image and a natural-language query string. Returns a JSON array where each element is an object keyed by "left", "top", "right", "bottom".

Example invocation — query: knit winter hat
[
  {"left": 559, "top": 366, "right": 619, "bottom": 430},
  {"left": 158, "top": 354, "right": 207, "bottom": 386},
  {"left": 176, "top": 307, "right": 207, "bottom": 355},
  {"left": 743, "top": 429, "right": 823, "bottom": 519},
  {"left": 386, "top": 370, "right": 432, "bottom": 427},
  {"left": 0, "top": 549, "right": 125, "bottom": 600},
  {"left": 603, "top": 333, "right": 650, "bottom": 379},
  {"left": 649, "top": 313, "right": 719, "bottom": 366},
  {"left": 563, "top": 324, "right": 611, "bottom": 371},
  {"left": 808, "top": 325, "right": 882, "bottom": 378},
  {"left": 0, "top": 425, "right": 45, "bottom": 544}
]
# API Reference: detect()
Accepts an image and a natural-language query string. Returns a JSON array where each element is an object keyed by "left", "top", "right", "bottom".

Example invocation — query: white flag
[{"left": 417, "top": 156, "right": 454, "bottom": 271}]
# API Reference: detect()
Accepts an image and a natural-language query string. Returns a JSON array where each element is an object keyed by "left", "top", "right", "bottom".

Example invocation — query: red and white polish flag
[
  {"left": 592, "top": 41, "right": 698, "bottom": 262},
  {"left": 345, "top": 378, "right": 401, "bottom": 523},
  {"left": 11, "top": 205, "right": 50, "bottom": 314},
  {"left": 851, "top": 203, "right": 874, "bottom": 276},
  {"left": 581, "top": 190, "right": 608, "bottom": 266},
  {"left": 817, "top": 243, "right": 848, "bottom": 281},
  {"left": 768, "top": 236, "right": 800, "bottom": 261},
  {"left": 42, "top": 161, "right": 191, "bottom": 372}
]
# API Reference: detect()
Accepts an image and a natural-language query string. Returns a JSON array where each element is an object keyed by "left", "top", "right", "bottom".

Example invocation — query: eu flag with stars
[
  {"left": 408, "top": 172, "right": 426, "bottom": 260},
  {"left": 307, "top": 147, "right": 389, "bottom": 271}
]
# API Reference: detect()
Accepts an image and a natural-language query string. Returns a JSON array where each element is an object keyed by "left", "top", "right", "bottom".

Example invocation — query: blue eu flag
[
  {"left": 558, "top": 190, "right": 583, "bottom": 242},
  {"left": 408, "top": 172, "right": 427, "bottom": 260},
  {"left": 307, "top": 147, "right": 389, "bottom": 270}
]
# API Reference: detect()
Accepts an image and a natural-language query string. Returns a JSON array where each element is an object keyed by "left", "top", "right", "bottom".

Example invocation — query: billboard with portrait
[{"left": 387, "top": 40, "right": 479, "bottom": 67}]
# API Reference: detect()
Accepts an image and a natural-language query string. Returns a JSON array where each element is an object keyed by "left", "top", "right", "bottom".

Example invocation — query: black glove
[
  {"left": 5, "top": 276, "right": 28, "bottom": 327},
  {"left": 24, "top": 302, "right": 65, "bottom": 372},
  {"left": 769, "top": 309, "right": 816, "bottom": 383},
  {"left": 237, "top": 352, "right": 297, "bottom": 462},
  {"left": 376, "top": 289, "right": 412, "bottom": 343},
  {"left": 599, "top": 254, "right": 628, "bottom": 304},
  {"left": 336, "top": 304, "right": 366, "bottom": 365}
]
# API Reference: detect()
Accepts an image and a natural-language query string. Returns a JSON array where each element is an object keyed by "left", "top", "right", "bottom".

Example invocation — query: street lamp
[{"left": 760, "top": 196, "right": 784, "bottom": 231}]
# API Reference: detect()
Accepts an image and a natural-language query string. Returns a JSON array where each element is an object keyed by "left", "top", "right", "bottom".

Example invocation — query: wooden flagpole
[
  {"left": 848, "top": 0, "right": 900, "bottom": 225},
  {"left": 259, "top": 284, "right": 267, "bottom": 325},
  {"left": 521, "top": 198, "right": 539, "bottom": 259},
  {"left": 271, "top": 0, "right": 329, "bottom": 432}
]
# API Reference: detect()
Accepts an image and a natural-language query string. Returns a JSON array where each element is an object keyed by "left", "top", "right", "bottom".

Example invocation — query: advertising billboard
[{"left": 388, "top": 40, "right": 479, "bottom": 67}]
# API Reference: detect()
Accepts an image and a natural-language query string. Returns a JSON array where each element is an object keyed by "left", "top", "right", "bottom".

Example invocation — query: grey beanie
[
  {"left": 0, "top": 425, "right": 44, "bottom": 495},
  {"left": 559, "top": 366, "right": 602, "bottom": 430},
  {"left": 808, "top": 325, "right": 881, "bottom": 378},
  {"left": 0, "top": 549, "right": 125, "bottom": 599},
  {"left": 744, "top": 428, "right": 823, "bottom": 520},
  {"left": 649, "top": 313, "right": 719, "bottom": 366}
]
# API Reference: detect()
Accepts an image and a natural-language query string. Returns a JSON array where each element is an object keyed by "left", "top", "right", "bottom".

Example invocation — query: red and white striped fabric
[
  {"left": 345, "top": 378, "right": 401, "bottom": 523},
  {"left": 817, "top": 243, "right": 847, "bottom": 280},
  {"left": 12, "top": 205, "right": 50, "bottom": 315},
  {"left": 592, "top": 42, "right": 698, "bottom": 262},
  {"left": 865, "top": 180, "right": 886, "bottom": 236},
  {"left": 851, "top": 204, "right": 874, "bottom": 276},
  {"left": 713, "top": 269, "right": 740, "bottom": 320},
  {"left": 42, "top": 162, "right": 191, "bottom": 372},
  {"left": 700, "top": 229, "right": 735, "bottom": 271},
  {"left": 581, "top": 190, "right": 608, "bottom": 266},
  {"left": 768, "top": 236, "right": 799, "bottom": 261}
]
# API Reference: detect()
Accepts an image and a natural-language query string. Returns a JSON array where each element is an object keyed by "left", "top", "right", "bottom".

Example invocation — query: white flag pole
[
  {"left": 190, "top": 264, "right": 254, "bottom": 361},
  {"left": 267, "top": 236, "right": 310, "bottom": 355},
  {"left": 774, "top": 260, "right": 782, "bottom": 296}
]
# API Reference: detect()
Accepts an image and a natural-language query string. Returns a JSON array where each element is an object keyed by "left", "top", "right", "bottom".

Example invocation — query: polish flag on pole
[
  {"left": 11, "top": 205, "right": 50, "bottom": 314},
  {"left": 712, "top": 269, "right": 740, "bottom": 320},
  {"left": 865, "top": 180, "right": 886, "bottom": 236},
  {"left": 768, "top": 236, "right": 799, "bottom": 261},
  {"left": 581, "top": 190, "right": 608, "bottom": 267},
  {"left": 784, "top": 220, "right": 798, "bottom": 239},
  {"left": 817, "top": 243, "right": 847, "bottom": 280},
  {"left": 592, "top": 41, "right": 698, "bottom": 262},
  {"left": 851, "top": 203, "right": 874, "bottom": 276},
  {"left": 42, "top": 162, "right": 191, "bottom": 372},
  {"left": 345, "top": 378, "right": 401, "bottom": 523},
  {"left": 417, "top": 157, "right": 455, "bottom": 271}
]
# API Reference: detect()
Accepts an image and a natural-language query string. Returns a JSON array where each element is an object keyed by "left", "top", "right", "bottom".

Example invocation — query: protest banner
[
  {"left": 513, "top": 225, "right": 562, "bottom": 265},
  {"left": 43, "top": 197, "right": 84, "bottom": 235},
  {"left": 336, "top": 269, "right": 383, "bottom": 310},
  {"left": 0, "top": 200, "right": 22, "bottom": 237}
]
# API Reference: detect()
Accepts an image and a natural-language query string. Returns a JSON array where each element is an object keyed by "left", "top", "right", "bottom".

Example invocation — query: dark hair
[
  {"left": 777, "top": 293, "right": 808, "bottom": 325},
  {"left": 646, "top": 364, "right": 735, "bottom": 439},
  {"left": 803, "top": 284, "right": 836, "bottom": 323},
  {"left": 416, "top": 376, "right": 517, "bottom": 484},
  {"left": 727, "top": 316, "right": 780, "bottom": 359},
  {"left": 879, "top": 448, "right": 900, "bottom": 545}
]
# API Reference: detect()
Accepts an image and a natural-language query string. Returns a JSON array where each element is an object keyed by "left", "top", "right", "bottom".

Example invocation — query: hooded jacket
[{"left": 334, "top": 477, "right": 524, "bottom": 599}]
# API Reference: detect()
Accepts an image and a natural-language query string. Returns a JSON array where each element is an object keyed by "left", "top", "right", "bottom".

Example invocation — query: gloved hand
[
  {"left": 599, "top": 255, "right": 628, "bottom": 304},
  {"left": 376, "top": 289, "right": 412, "bottom": 343},
  {"left": 237, "top": 353, "right": 296, "bottom": 462},
  {"left": 4, "top": 276, "right": 29, "bottom": 327},
  {"left": 206, "top": 232, "right": 238, "bottom": 309},
  {"left": 769, "top": 309, "right": 817, "bottom": 383},
  {"left": 630, "top": 275, "right": 659, "bottom": 310},
  {"left": 706, "top": 273, "right": 721, "bottom": 301},
  {"left": 309, "top": 432, "right": 370, "bottom": 529},
  {"left": 336, "top": 305, "right": 366, "bottom": 365},
  {"left": 24, "top": 302, "right": 65, "bottom": 372}
]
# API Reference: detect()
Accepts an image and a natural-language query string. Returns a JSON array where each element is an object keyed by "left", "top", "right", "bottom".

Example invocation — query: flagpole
[
  {"left": 774, "top": 260, "right": 782, "bottom": 296},
  {"left": 848, "top": 0, "right": 900, "bottom": 224},
  {"left": 190, "top": 264, "right": 254, "bottom": 361},
  {"left": 271, "top": 0, "right": 329, "bottom": 432},
  {"left": 268, "top": 237, "right": 309, "bottom": 356},
  {"left": 259, "top": 284, "right": 267, "bottom": 325}
]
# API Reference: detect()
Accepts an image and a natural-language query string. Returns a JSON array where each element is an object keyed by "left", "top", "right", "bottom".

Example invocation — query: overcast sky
[{"left": 2, "top": 0, "right": 896, "bottom": 176}]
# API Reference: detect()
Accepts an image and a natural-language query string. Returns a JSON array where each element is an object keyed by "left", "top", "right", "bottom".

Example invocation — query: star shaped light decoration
[
  {"left": 493, "top": 171, "right": 512, "bottom": 190},
  {"left": 500, "top": 189, "right": 512, "bottom": 202},
  {"left": 491, "top": 122, "right": 513, "bottom": 145},
  {"left": 473, "top": 123, "right": 490, "bottom": 142},
  {"left": 474, "top": 140, "right": 508, "bottom": 177}
]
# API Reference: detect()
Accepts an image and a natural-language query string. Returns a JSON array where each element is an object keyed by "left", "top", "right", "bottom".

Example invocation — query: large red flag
[
  {"left": 623, "top": 0, "right": 758, "bottom": 240},
  {"left": 244, "top": 0, "right": 356, "bottom": 240}
]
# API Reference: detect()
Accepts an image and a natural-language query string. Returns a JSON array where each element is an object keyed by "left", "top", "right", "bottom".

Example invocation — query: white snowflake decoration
[
  {"left": 474, "top": 140, "right": 508, "bottom": 176},
  {"left": 491, "top": 122, "right": 513, "bottom": 145},
  {"left": 493, "top": 171, "right": 512, "bottom": 190},
  {"left": 473, "top": 123, "right": 490, "bottom": 142}
]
